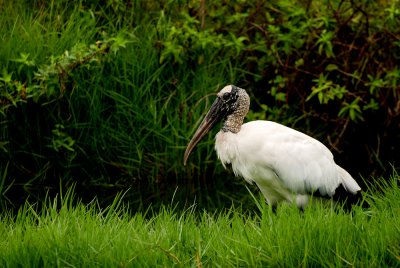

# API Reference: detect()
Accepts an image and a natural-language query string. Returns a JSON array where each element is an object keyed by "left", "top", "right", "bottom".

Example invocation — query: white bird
[{"left": 184, "top": 85, "right": 361, "bottom": 209}]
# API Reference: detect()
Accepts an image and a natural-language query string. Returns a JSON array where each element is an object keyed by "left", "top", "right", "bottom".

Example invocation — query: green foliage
[
  {"left": 0, "top": 35, "right": 127, "bottom": 114},
  {"left": 307, "top": 73, "right": 347, "bottom": 104},
  {"left": 157, "top": 12, "right": 248, "bottom": 65},
  {"left": 0, "top": 175, "right": 399, "bottom": 267},
  {"left": 140, "top": 0, "right": 400, "bottom": 130}
]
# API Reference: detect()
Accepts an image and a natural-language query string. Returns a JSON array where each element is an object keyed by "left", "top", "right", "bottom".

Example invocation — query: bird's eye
[{"left": 222, "top": 92, "right": 230, "bottom": 100}]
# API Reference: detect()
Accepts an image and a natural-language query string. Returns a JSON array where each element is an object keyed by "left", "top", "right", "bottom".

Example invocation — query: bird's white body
[
  {"left": 184, "top": 85, "right": 361, "bottom": 209},
  {"left": 215, "top": 120, "right": 361, "bottom": 208}
]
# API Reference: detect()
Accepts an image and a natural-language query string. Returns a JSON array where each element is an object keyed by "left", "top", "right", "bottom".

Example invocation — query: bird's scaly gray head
[{"left": 183, "top": 85, "right": 250, "bottom": 165}]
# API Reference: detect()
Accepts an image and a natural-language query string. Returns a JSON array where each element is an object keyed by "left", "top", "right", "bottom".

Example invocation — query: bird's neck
[
  {"left": 222, "top": 113, "right": 244, "bottom": 133},
  {"left": 222, "top": 89, "right": 250, "bottom": 133}
]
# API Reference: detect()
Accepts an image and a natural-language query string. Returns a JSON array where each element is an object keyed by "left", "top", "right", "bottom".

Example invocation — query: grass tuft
[{"left": 0, "top": 175, "right": 399, "bottom": 267}]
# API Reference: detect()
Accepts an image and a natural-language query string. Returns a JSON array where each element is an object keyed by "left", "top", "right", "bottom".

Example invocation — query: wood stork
[{"left": 184, "top": 85, "right": 361, "bottom": 209}]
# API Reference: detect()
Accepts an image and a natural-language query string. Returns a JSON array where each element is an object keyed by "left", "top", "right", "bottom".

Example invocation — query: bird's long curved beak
[{"left": 184, "top": 98, "right": 224, "bottom": 165}]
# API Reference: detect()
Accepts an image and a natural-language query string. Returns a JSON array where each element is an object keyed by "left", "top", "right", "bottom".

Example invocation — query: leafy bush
[{"left": 154, "top": 0, "right": 400, "bottom": 176}]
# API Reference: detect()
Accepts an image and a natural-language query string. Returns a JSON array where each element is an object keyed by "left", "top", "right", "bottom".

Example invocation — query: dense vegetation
[
  {"left": 0, "top": 177, "right": 399, "bottom": 267},
  {"left": 1, "top": 0, "right": 399, "bottom": 209}
]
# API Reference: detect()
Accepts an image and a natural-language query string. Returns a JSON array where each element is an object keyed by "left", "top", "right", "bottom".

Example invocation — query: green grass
[
  {"left": 1, "top": 177, "right": 399, "bottom": 267},
  {"left": 0, "top": 0, "right": 248, "bottom": 209},
  {"left": 0, "top": 0, "right": 259, "bottom": 212}
]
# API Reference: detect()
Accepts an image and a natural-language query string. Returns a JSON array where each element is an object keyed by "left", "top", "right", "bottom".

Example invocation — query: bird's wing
[{"left": 238, "top": 121, "right": 343, "bottom": 196}]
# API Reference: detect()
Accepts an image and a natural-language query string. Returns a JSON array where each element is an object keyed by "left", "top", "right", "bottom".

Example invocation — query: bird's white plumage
[
  {"left": 184, "top": 85, "right": 361, "bottom": 209},
  {"left": 215, "top": 120, "right": 361, "bottom": 208}
]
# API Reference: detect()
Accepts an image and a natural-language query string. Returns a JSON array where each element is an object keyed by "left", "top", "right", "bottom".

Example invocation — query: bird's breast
[
  {"left": 215, "top": 130, "right": 256, "bottom": 183},
  {"left": 215, "top": 131, "right": 237, "bottom": 166}
]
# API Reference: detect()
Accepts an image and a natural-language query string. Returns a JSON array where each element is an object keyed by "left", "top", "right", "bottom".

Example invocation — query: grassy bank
[{"left": 0, "top": 176, "right": 399, "bottom": 267}]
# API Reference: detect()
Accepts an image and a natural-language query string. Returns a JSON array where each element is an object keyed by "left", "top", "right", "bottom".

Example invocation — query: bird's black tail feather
[
  {"left": 310, "top": 183, "right": 368, "bottom": 211},
  {"left": 332, "top": 183, "right": 368, "bottom": 211}
]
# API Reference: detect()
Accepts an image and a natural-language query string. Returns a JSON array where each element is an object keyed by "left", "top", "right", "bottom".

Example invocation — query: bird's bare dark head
[{"left": 216, "top": 85, "right": 241, "bottom": 116}]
